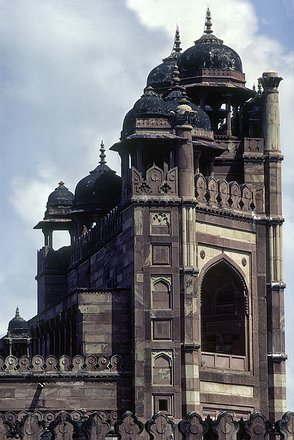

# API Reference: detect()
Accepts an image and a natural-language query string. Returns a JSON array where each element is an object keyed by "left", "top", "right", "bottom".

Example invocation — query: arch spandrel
[{"left": 197, "top": 249, "right": 251, "bottom": 291}]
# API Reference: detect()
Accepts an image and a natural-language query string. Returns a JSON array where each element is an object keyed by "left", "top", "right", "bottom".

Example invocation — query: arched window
[
  {"left": 201, "top": 261, "right": 248, "bottom": 356},
  {"left": 153, "top": 354, "right": 172, "bottom": 385},
  {"left": 152, "top": 279, "right": 171, "bottom": 309}
]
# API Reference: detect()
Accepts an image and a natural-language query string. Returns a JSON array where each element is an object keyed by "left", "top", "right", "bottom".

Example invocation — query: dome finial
[
  {"left": 173, "top": 25, "right": 182, "bottom": 53},
  {"left": 171, "top": 63, "right": 181, "bottom": 86},
  {"left": 204, "top": 8, "right": 213, "bottom": 34},
  {"left": 99, "top": 140, "right": 106, "bottom": 165},
  {"left": 15, "top": 306, "right": 20, "bottom": 318},
  {"left": 194, "top": 8, "right": 223, "bottom": 45}
]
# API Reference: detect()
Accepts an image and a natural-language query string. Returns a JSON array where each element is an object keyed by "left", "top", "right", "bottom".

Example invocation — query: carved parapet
[
  {"left": 146, "top": 412, "right": 176, "bottom": 440},
  {"left": 20, "top": 414, "right": 44, "bottom": 440},
  {"left": 50, "top": 412, "right": 74, "bottom": 440},
  {"left": 276, "top": 412, "right": 294, "bottom": 440},
  {"left": 243, "top": 412, "right": 272, "bottom": 440},
  {"left": 70, "top": 206, "right": 122, "bottom": 266},
  {"left": 83, "top": 412, "right": 111, "bottom": 440},
  {"left": 115, "top": 411, "right": 143, "bottom": 440},
  {"left": 0, "top": 411, "right": 118, "bottom": 439},
  {"left": 228, "top": 181, "right": 241, "bottom": 209},
  {"left": 0, "top": 354, "right": 124, "bottom": 377},
  {"left": 179, "top": 412, "right": 208, "bottom": 440},
  {"left": 0, "top": 411, "right": 291, "bottom": 440},
  {"left": 212, "top": 413, "right": 239, "bottom": 440},
  {"left": 243, "top": 138, "right": 264, "bottom": 155},
  {"left": 132, "top": 166, "right": 178, "bottom": 197},
  {"left": 195, "top": 173, "right": 255, "bottom": 215}
]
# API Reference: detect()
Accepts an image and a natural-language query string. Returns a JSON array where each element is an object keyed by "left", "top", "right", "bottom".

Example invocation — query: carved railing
[
  {"left": 0, "top": 354, "right": 124, "bottom": 376},
  {"left": 0, "top": 411, "right": 293, "bottom": 440},
  {"left": 70, "top": 206, "right": 122, "bottom": 266},
  {"left": 195, "top": 174, "right": 255, "bottom": 214},
  {"left": 132, "top": 165, "right": 178, "bottom": 197}
]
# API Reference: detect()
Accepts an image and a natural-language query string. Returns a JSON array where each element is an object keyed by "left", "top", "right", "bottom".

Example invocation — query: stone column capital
[{"left": 260, "top": 71, "right": 283, "bottom": 92}]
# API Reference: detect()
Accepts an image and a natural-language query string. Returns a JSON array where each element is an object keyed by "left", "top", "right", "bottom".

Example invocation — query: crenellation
[{"left": 195, "top": 173, "right": 255, "bottom": 215}]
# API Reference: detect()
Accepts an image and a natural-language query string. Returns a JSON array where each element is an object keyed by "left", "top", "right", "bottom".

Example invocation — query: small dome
[
  {"left": 178, "top": 9, "right": 242, "bottom": 79},
  {"left": 133, "top": 86, "right": 168, "bottom": 116},
  {"left": 122, "top": 86, "right": 169, "bottom": 136},
  {"left": 8, "top": 307, "right": 30, "bottom": 338},
  {"left": 47, "top": 181, "right": 74, "bottom": 209},
  {"left": 163, "top": 65, "right": 211, "bottom": 131},
  {"left": 74, "top": 142, "right": 121, "bottom": 212},
  {"left": 147, "top": 27, "right": 182, "bottom": 93}
]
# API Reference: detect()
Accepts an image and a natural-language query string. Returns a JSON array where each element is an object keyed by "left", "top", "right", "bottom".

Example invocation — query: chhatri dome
[
  {"left": 178, "top": 8, "right": 243, "bottom": 79},
  {"left": 45, "top": 181, "right": 74, "bottom": 220},
  {"left": 163, "top": 64, "right": 211, "bottom": 131},
  {"left": 74, "top": 141, "right": 121, "bottom": 212},
  {"left": 146, "top": 26, "right": 182, "bottom": 94},
  {"left": 7, "top": 307, "right": 30, "bottom": 338},
  {"left": 122, "top": 86, "right": 170, "bottom": 137}
]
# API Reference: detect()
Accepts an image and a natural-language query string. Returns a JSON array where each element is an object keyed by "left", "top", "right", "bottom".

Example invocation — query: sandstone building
[{"left": 0, "top": 10, "right": 287, "bottom": 423}]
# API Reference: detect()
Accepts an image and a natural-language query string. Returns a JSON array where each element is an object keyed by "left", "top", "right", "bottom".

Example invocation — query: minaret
[{"left": 260, "top": 70, "right": 286, "bottom": 420}]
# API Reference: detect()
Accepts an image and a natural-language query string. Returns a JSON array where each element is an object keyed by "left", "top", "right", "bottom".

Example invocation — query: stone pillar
[
  {"left": 175, "top": 122, "right": 194, "bottom": 200},
  {"left": 261, "top": 71, "right": 282, "bottom": 153},
  {"left": 225, "top": 95, "right": 232, "bottom": 137},
  {"left": 260, "top": 70, "right": 286, "bottom": 420},
  {"left": 48, "top": 231, "right": 53, "bottom": 248},
  {"left": 199, "top": 94, "right": 206, "bottom": 111},
  {"left": 261, "top": 70, "right": 283, "bottom": 216},
  {"left": 194, "top": 151, "right": 201, "bottom": 174},
  {"left": 174, "top": 110, "right": 201, "bottom": 413},
  {"left": 120, "top": 151, "right": 129, "bottom": 201}
]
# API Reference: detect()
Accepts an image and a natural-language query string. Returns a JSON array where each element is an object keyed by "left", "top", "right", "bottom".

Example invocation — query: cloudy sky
[{"left": 0, "top": 0, "right": 293, "bottom": 408}]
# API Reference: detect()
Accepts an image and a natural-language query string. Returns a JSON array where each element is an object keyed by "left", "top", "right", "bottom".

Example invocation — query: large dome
[
  {"left": 147, "top": 27, "right": 182, "bottom": 94},
  {"left": 74, "top": 142, "right": 121, "bottom": 211},
  {"left": 178, "top": 9, "right": 242, "bottom": 79}
]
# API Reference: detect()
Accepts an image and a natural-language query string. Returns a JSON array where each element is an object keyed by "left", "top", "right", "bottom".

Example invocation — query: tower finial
[
  {"left": 204, "top": 8, "right": 213, "bottom": 34},
  {"left": 173, "top": 25, "right": 182, "bottom": 53},
  {"left": 99, "top": 140, "right": 106, "bottom": 165}
]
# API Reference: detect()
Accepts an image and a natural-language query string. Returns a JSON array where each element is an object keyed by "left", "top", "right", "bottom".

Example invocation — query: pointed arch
[
  {"left": 151, "top": 276, "right": 172, "bottom": 309},
  {"left": 152, "top": 352, "right": 173, "bottom": 385},
  {"left": 199, "top": 254, "right": 249, "bottom": 357},
  {"left": 198, "top": 253, "right": 248, "bottom": 293}
]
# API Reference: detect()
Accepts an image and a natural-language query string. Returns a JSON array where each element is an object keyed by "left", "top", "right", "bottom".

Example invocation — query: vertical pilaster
[
  {"left": 180, "top": 202, "right": 200, "bottom": 413},
  {"left": 175, "top": 119, "right": 201, "bottom": 414}
]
